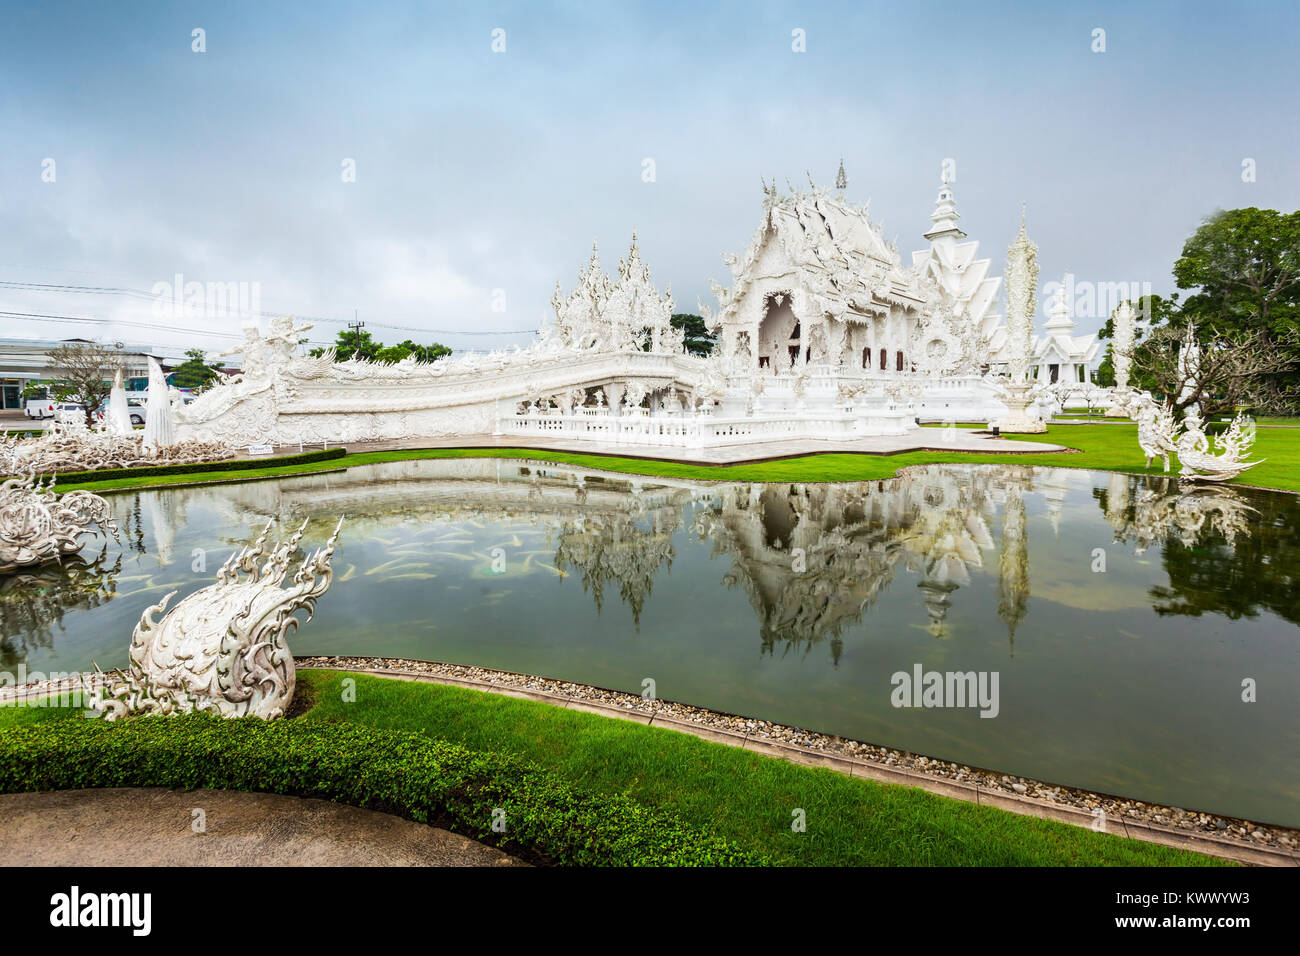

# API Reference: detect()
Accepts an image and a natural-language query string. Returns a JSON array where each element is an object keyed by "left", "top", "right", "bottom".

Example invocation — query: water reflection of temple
[
  {"left": 0, "top": 551, "right": 121, "bottom": 667},
  {"left": 692, "top": 465, "right": 1035, "bottom": 657},
  {"left": 0, "top": 459, "right": 1275, "bottom": 667}
]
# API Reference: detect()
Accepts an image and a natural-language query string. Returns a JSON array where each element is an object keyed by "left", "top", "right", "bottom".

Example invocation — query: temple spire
[
  {"left": 923, "top": 176, "right": 966, "bottom": 242},
  {"left": 1045, "top": 277, "right": 1076, "bottom": 332},
  {"left": 835, "top": 158, "right": 847, "bottom": 195}
]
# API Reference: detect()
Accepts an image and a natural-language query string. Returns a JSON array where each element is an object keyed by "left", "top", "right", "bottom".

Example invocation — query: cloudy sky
[{"left": 1, "top": 0, "right": 1296, "bottom": 355}]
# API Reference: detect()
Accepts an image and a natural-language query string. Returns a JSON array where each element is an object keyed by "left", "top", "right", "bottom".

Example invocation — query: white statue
[
  {"left": 106, "top": 368, "right": 133, "bottom": 435},
  {"left": 90, "top": 517, "right": 343, "bottom": 721},
  {"left": 0, "top": 475, "right": 117, "bottom": 573},
  {"left": 1127, "top": 391, "right": 1180, "bottom": 471},
  {"left": 141, "top": 357, "right": 175, "bottom": 454},
  {"left": 993, "top": 206, "right": 1047, "bottom": 432},
  {"left": 1123, "top": 389, "right": 1262, "bottom": 482},
  {"left": 1105, "top": 300, "right": 1137, "bottom": 416},
  {"left": 1175, "top": 411, "right": 1262, "bottom": 483}
]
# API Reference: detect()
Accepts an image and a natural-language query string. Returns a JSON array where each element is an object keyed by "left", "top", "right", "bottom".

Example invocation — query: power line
[
  {"left": 0, "top": 310, "right": 329, "bottom": 347},
  {"left": 0, "top": 279, "right": 538, "bottom": 336},
  {"left": 0, "top": 309, "right": 509, "bottom": 355}
]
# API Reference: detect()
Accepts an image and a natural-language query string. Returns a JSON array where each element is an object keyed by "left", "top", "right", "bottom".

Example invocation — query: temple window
[
  {"left": 895, "top": 350, "right": 904, "bottom": 371},
  {"left": 862, "top": 347, "right": 871, "bottom": 369},
  {"left": 879, "top": 348, "right": 887, "bottom": 371}
]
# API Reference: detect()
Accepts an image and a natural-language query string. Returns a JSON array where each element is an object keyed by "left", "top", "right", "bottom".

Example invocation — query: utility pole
[{"left": 348, "top": 310, "right": 365, "bottom": 359}]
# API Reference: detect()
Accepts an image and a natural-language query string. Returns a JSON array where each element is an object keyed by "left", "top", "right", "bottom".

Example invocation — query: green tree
[
  {"left": 1096, "top": 293, "right": 1180, "bottom": 393},
  {"left": 1174, "top": 207, "right": 1300, "bottom": 339},
  {"left": 169, "top": 349, "right": 222, "bottom": 390},
  {"left": 1173, "top": 207, "right": 1300, "bottom": 402},
  {"left": 671, "top": 314, "right": 717, "bottom": 356},
  {"left": 47, "top": 340, "right": 116, "bottom": 427},
  {"left": 312, "top": 333, "right": 452, "bottom": 364},
  {"left": 393, "top": 339, "right": 452, "bottom": 363},
  {"left": 310, "top": 329, "right": 382, "bottom": 362}
]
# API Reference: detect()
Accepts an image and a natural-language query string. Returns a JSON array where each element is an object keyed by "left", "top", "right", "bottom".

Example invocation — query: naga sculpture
[
  {"left": 0, "top": 474, "right": 117, "bottom": 573},
  {"left": 1125, "top": 391, "right": 1180, "bottom": 471},
  {"left": 1175, "top": 411, "right": 1262, "bottom": 483},
  {"left": 1122, "top": 391, "right": 1262, "bottom": 482},
  {"left": 89, "top": 517, "right": 343, "bottom": 721}
]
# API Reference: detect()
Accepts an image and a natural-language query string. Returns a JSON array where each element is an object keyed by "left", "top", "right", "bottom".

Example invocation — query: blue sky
[{"left": 1, "top": 0, "right": 1296, "bottom": 354}]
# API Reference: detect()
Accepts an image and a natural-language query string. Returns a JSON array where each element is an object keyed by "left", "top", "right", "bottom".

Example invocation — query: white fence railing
[{"left": 498, "top": 406, "right": 915, "bottom": 448}]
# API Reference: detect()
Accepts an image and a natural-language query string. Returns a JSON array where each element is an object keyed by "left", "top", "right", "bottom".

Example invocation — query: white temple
[
  {"left": 1028, "top": 280, "right": 1101, "bottom": 384},
  {"left": 174, "top": 165, "right": 1093, "bottom": 450}
]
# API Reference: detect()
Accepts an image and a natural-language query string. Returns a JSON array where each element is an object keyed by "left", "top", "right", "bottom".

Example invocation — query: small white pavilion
[{"left": 1029, "top": 281, "right": 1100, "bottom": 384}]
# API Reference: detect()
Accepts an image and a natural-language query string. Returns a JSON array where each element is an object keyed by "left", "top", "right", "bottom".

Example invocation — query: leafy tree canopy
[
  {"left": 169, "top": 349, "right": 222, "bottom": 390},
  {"left": 1174, "top": 207, "right": 1300, "bottom": 340},
  {"left": 671, "top": 314, "right": 717, "bottom": 356},
  {"left": 308, "top": 330, "right": 452, "bottom": 364}
]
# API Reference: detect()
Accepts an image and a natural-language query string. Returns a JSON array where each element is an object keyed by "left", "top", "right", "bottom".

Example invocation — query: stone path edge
[{"left": 300, "top": 659, "right": 1298, "bottom": 868}]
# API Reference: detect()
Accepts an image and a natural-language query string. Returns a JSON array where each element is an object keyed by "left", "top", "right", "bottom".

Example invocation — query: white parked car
[
  {"left": 23, "top": 397, "right": 55, "bottom": 419},
  {"left": 127, "top": 397, "right": 147, "bottom": 426},
  {"left": 53, "top": 402, "right": 105, "bottom": 425}
]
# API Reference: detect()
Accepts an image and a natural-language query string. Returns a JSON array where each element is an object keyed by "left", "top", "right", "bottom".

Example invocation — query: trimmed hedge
[
  {"left": 47, "top": 447, "right": 347, "bottom": 484},
  {"left": 0, "top": 714, "right": 764, "bottom": 866}
]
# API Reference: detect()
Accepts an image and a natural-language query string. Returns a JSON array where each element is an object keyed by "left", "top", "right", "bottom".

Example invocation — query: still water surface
[{"left": 3, "top": 460, "right": 1297, "bottom": 825}]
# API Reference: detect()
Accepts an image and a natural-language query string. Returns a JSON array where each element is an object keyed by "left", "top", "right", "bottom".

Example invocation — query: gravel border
[{"left": 295, "top": 655, "right": 1299, "bottom": 862}]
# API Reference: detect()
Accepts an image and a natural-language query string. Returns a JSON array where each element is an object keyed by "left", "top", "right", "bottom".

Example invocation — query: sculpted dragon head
[{"left": 90, "top": 517, "right": 343, "bottom": 721}]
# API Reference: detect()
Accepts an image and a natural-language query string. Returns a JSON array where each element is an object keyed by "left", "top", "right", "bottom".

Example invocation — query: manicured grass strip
[
  {"left": 297, "top": 672, "right": 1227, "bottom": 866},
  {"left": 54, "top": 423, "right": 1300, "bottom": 494},
  {"left": 0, "top": 700, "right": 84, "bottom": 726},
  {"left": 0, "top": 711, "right": 763, "bottom": 866},
  {"left": 45, "top": 447, "right": 345, "bottom": 485}
]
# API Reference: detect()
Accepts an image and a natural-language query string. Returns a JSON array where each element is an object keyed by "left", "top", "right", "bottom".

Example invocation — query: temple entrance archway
[{"left": 758, "top": 292, "right": 800, "bottom": 368}]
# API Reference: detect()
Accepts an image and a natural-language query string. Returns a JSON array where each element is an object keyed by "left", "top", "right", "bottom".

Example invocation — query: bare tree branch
[{"left": 47, "top": 341, "right": 120, "bottom": 428}]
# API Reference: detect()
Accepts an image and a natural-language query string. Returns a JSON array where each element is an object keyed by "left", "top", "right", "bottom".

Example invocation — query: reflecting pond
[{"left": 3, "top": 460, "right": 1298, "bottom": 826}]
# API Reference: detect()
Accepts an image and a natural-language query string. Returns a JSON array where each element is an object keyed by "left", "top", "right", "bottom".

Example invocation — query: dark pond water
[{"left": 3, "top": 460, "right": 1297, "bottom": 826}]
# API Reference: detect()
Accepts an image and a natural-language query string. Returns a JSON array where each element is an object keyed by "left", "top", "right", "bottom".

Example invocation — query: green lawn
[
  {"left": 55, "top": 422, "right": 1300, "bottom": 494},
  {"left": 290, "top": 670, "right": 1224, "bottom": 866},
  {"left": 0, "top": 677, "right": 1226, "bottom": 865}
]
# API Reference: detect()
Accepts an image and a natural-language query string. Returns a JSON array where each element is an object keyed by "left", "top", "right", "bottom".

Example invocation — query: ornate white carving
[
  {"left": 89, "top": 517, "right": 343, "bottom": 721},
  {"left": 0, "top": 475, "right": 116, "bottom": 573},
  {"left": 1120, "top": 391, "right": 1262, "bottom": 482},
  {"left": 141, "top": 357, "right": 176, "bottom": 453},
  {"left": 0, "top": 417, "right": 232, "bottom": 475},
  {"left": 992, "top": 208, "right": 1046, "bottom": 432},
  {"left": 1175, "top": 411, "right": 1262, "bottom": 482},
  {"left": 106, "top": 368, "right": 133, "bottom": 436},
  {"left": 169, "top": 175, "right": 1069, "bottom": 447},
  {"left": 1122, "top": 390, "right": 1181, "bottom": 471}
]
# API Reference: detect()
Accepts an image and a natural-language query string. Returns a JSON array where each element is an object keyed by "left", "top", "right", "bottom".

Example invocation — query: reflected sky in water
[{"left": 2, "top": 460, "right": 1297, "bottom": 826}]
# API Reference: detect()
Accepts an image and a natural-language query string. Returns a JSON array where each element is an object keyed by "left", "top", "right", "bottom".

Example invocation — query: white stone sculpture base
[
  {"left": 1104, "top": 390, "right": 1132, "bottom": 418},
  {"left": 992, "top": 385, "right": 1047, "bottom": 433}
]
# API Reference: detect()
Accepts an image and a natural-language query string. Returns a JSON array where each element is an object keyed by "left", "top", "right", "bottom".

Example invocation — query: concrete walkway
[
  {"left": 338, "top": 430, "right": 1069, "bottom": 466},
  {"left": 0, "top": 788, "right": 524, "bottom": 866}
]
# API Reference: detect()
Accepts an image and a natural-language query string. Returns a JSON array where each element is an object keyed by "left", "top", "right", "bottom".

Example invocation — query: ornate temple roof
[
  {"left": 709, "top": 178, "right": 929, "bottom": 327},
  {"left": 1032, "top": 280, "right": 1100, "bottom": 366},
  {"left": 909, "top": 180, "right": 1002, "bottom": 338}
]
